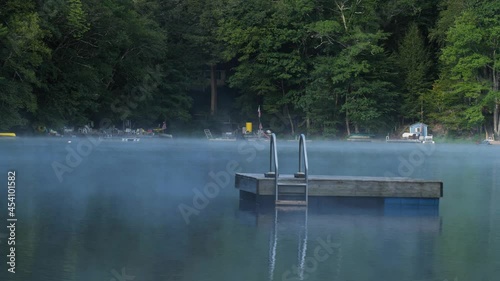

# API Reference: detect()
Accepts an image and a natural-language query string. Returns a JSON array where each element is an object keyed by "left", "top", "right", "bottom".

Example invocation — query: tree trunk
[
  {"left": 493, "top": 50, "right": 499, "bottom": 137},
  {"left": 210, "top": 64, "right": 217, "bottom": 115},
  {"left": 280, "top": 80, "right": 294, "bottom": 136},
  {"left": 345, "top": 112, "right": 350, "bottom": 136},
  {"left": 336, "top": 1, "right": 348, "bottom": 32},
  {"left": 285, "top": 105, "right": 295, "bottom": 136},
  {"left": 495, "top": 101, "right": 499, "bottom": 137},
  {"left": 345, "top": 88, "right": 350, "bottom": 136},
  {"left": 354, "top": 123, "right": 359, "bottom": 134}
]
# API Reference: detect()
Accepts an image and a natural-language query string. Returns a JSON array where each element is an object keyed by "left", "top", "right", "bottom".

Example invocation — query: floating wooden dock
[
  {"left": 235, "top": 173, "right": 443, "bottom": 202},
  {"left": 237, "top": 133, "right": 443, "bottom": 206},
  {"left": 385, "top": 139, "right": 422, "bottom": 143},
  {"left": 385, "top": 135, "right": 435, "bottom": 144}
]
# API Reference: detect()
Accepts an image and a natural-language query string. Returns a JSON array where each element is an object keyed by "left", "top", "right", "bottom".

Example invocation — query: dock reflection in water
[{"left": 238, "top": 197, "right": 441, "bottom": 281}]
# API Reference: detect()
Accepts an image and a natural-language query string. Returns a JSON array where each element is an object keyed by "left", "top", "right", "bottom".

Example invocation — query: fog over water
[{"left": 0, "top": 137, "right": 499, "bottom": 281}]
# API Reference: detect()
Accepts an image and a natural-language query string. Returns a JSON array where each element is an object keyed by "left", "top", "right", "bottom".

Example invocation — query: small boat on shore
[
  {"left": 347, "top": 134, "right": 374, "bottom": 142},
  {"left": 0, "top": 133, "right": 16, "bottom": 137},
  {"left": 158, "top": 133, "right": 173, "bottom": 139},
  {"left": 482, "top": 138, "right": 500, "bottom": 145}
]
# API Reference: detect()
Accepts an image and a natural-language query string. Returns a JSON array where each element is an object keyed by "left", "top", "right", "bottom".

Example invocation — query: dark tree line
[{"left": 1, "top": 0, "right": 499, "bottom": 138}]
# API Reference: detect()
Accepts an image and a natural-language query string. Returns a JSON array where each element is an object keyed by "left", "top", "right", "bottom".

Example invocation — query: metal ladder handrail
[
  {"left": 268, "top": 133, "right": 279, "bottom": 202},
  {"left": 298, "top": 134, "right": 309, "bottom": 204}
]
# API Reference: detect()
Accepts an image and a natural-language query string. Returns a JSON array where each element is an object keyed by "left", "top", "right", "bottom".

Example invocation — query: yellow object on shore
[
  {"left": 246, "top": 122, "right": 252, "bottom": 133},
  {"left": 0, "top": 133, "right": 16, "bottom": 137}
]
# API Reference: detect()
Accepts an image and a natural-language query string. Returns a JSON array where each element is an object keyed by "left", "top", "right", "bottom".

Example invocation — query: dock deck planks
[{"left": 235, "top": 173, "right": 443, "bottom": 199}]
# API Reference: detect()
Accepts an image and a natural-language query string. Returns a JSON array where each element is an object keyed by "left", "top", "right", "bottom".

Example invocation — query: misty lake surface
[{"left": 0, "top": 137, "right": 499, "bottom": 281}]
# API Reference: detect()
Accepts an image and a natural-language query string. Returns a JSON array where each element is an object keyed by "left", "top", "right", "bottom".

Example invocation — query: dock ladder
[
  {"left": 265, "top": 134, "right": 310, "bottom": 280},
  {"left": 265, "top": 133, "right": 309, "bottom": 206}
]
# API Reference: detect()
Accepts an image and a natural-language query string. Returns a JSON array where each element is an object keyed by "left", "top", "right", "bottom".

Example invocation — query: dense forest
[{"left": 1, "top": 0, "right": 499, "bottom": 138}]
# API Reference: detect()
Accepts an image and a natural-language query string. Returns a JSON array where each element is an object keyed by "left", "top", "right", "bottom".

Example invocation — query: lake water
[{"left": 0, "top": 137, "right": 499, "bottom": 281}]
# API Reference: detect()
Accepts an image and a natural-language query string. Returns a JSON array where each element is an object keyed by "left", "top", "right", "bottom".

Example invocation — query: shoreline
[{"left": 2, "top": 134, "right": 498, "bottom": 145}]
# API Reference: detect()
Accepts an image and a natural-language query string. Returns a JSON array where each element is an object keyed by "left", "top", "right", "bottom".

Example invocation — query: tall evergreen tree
[{"left": 396, "top": 22, "right": 432, "bottom": 123}]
